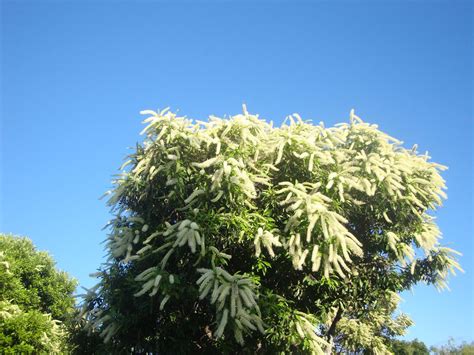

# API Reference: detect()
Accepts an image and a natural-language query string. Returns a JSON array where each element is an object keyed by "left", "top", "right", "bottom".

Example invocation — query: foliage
[
  {"left": 430, "top": 338, "right": 474, "bottom": 355},
  {"left": 333, "top": 291, "right": 413, "bottom": 354},
  {"left": 390, "top": 338, "right": 429, "bottom": 355},
  {"left": 78, "top": 107, "right": 461, "bottom": 354},
  {"left": 0, "top": 234, "right": 77, "bottom": 353}
]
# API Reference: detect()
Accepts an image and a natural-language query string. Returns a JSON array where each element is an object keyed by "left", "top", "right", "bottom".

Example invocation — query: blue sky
[{"left": 1, "top": 0, "right": 472, "bottom": 347}]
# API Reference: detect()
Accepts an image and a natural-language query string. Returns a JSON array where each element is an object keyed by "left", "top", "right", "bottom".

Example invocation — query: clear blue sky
[{"left": 1, "top": 0, "right": 472, "bottom": 347}]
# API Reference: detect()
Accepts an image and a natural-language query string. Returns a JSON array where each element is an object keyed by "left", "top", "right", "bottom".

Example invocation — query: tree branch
[
  {"left": 326, "top": 307, "right": 343, "bottom": 341},
  {"left": 324, "top": 307, "right": 343, "bottom": 354}
]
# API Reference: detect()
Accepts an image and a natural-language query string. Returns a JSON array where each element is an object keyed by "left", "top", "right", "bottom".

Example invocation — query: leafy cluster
[
  {"left": 431, "top": 339, "right": 474, "bottom": 355},
  {"left": 390, "top": 338, "right": 474, "bottom": 355},
  {"left": 0, "top": 234, "right": 77, "bottom": 353},
  {"left": 332, "top": 291, "right": 413, "bottom": 354},
  {"left": 79, "top": 107, "right": 461, "bottom": 354},
  {"left": 390, "top": 338, "right": 430, "bottom": 354}
]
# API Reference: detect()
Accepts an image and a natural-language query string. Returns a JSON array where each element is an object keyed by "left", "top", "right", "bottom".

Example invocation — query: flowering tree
[{"left": 79, "top": 107, "right": 461, "bottom": 354}]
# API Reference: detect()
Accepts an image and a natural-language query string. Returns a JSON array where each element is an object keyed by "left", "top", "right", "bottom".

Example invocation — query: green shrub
[{"left": 0, "top": 234, "right": 77, "bottom": 353}]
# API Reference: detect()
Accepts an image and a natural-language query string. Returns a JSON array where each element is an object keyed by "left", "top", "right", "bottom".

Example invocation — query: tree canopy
[
  {"left": 79, "top": 107, "right": 462, "bottom": 354},
  {"left": 390, "top": 338, "right": 429, "bottom": 355},
  {"left": 390, "top": 338, "right": 474, "bottom": 355},
  {"left": 0, "top": 234, "right": 77, "bottom": 353}
]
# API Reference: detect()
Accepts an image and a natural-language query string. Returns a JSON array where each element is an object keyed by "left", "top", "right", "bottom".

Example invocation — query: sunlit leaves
[{"left": 0, "top": 235, "right": 76, "bottom": 353}]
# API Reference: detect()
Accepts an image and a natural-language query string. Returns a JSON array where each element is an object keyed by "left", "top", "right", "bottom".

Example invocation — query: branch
[{"left": 326, "top": 307, "right": 343, "bottom": 341}]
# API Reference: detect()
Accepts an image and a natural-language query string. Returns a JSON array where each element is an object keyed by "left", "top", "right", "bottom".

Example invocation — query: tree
[
  {"left": 390, "top": 338, "right": 429, "bottom": 355},
  {"left": 431, "top": 338, "right": 474, "bottom": 355},
  {"left": 78, "top": 107, "right": 462, "bottom": 354},
  {"left": 0, "top": 234, "right": 77, "bottom": 353}
]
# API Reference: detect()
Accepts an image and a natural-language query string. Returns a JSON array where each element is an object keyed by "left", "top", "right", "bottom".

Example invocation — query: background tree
[
  {"left": 390, "top": 338, "right": 429, "bottom": 355},
  {"left": 430, "top": 338, "right": 474, "bottom": 355},
  {"left": 79, "top": 108, "right": 462, "bottom": 354},
  {"left": 0, "top": 234, "right": 77, "bottom": 353}
]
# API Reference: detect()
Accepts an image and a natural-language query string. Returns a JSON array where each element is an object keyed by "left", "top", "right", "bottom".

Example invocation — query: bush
[{"left": 0, "top": 234, "right": 77, "bottom": 353}]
